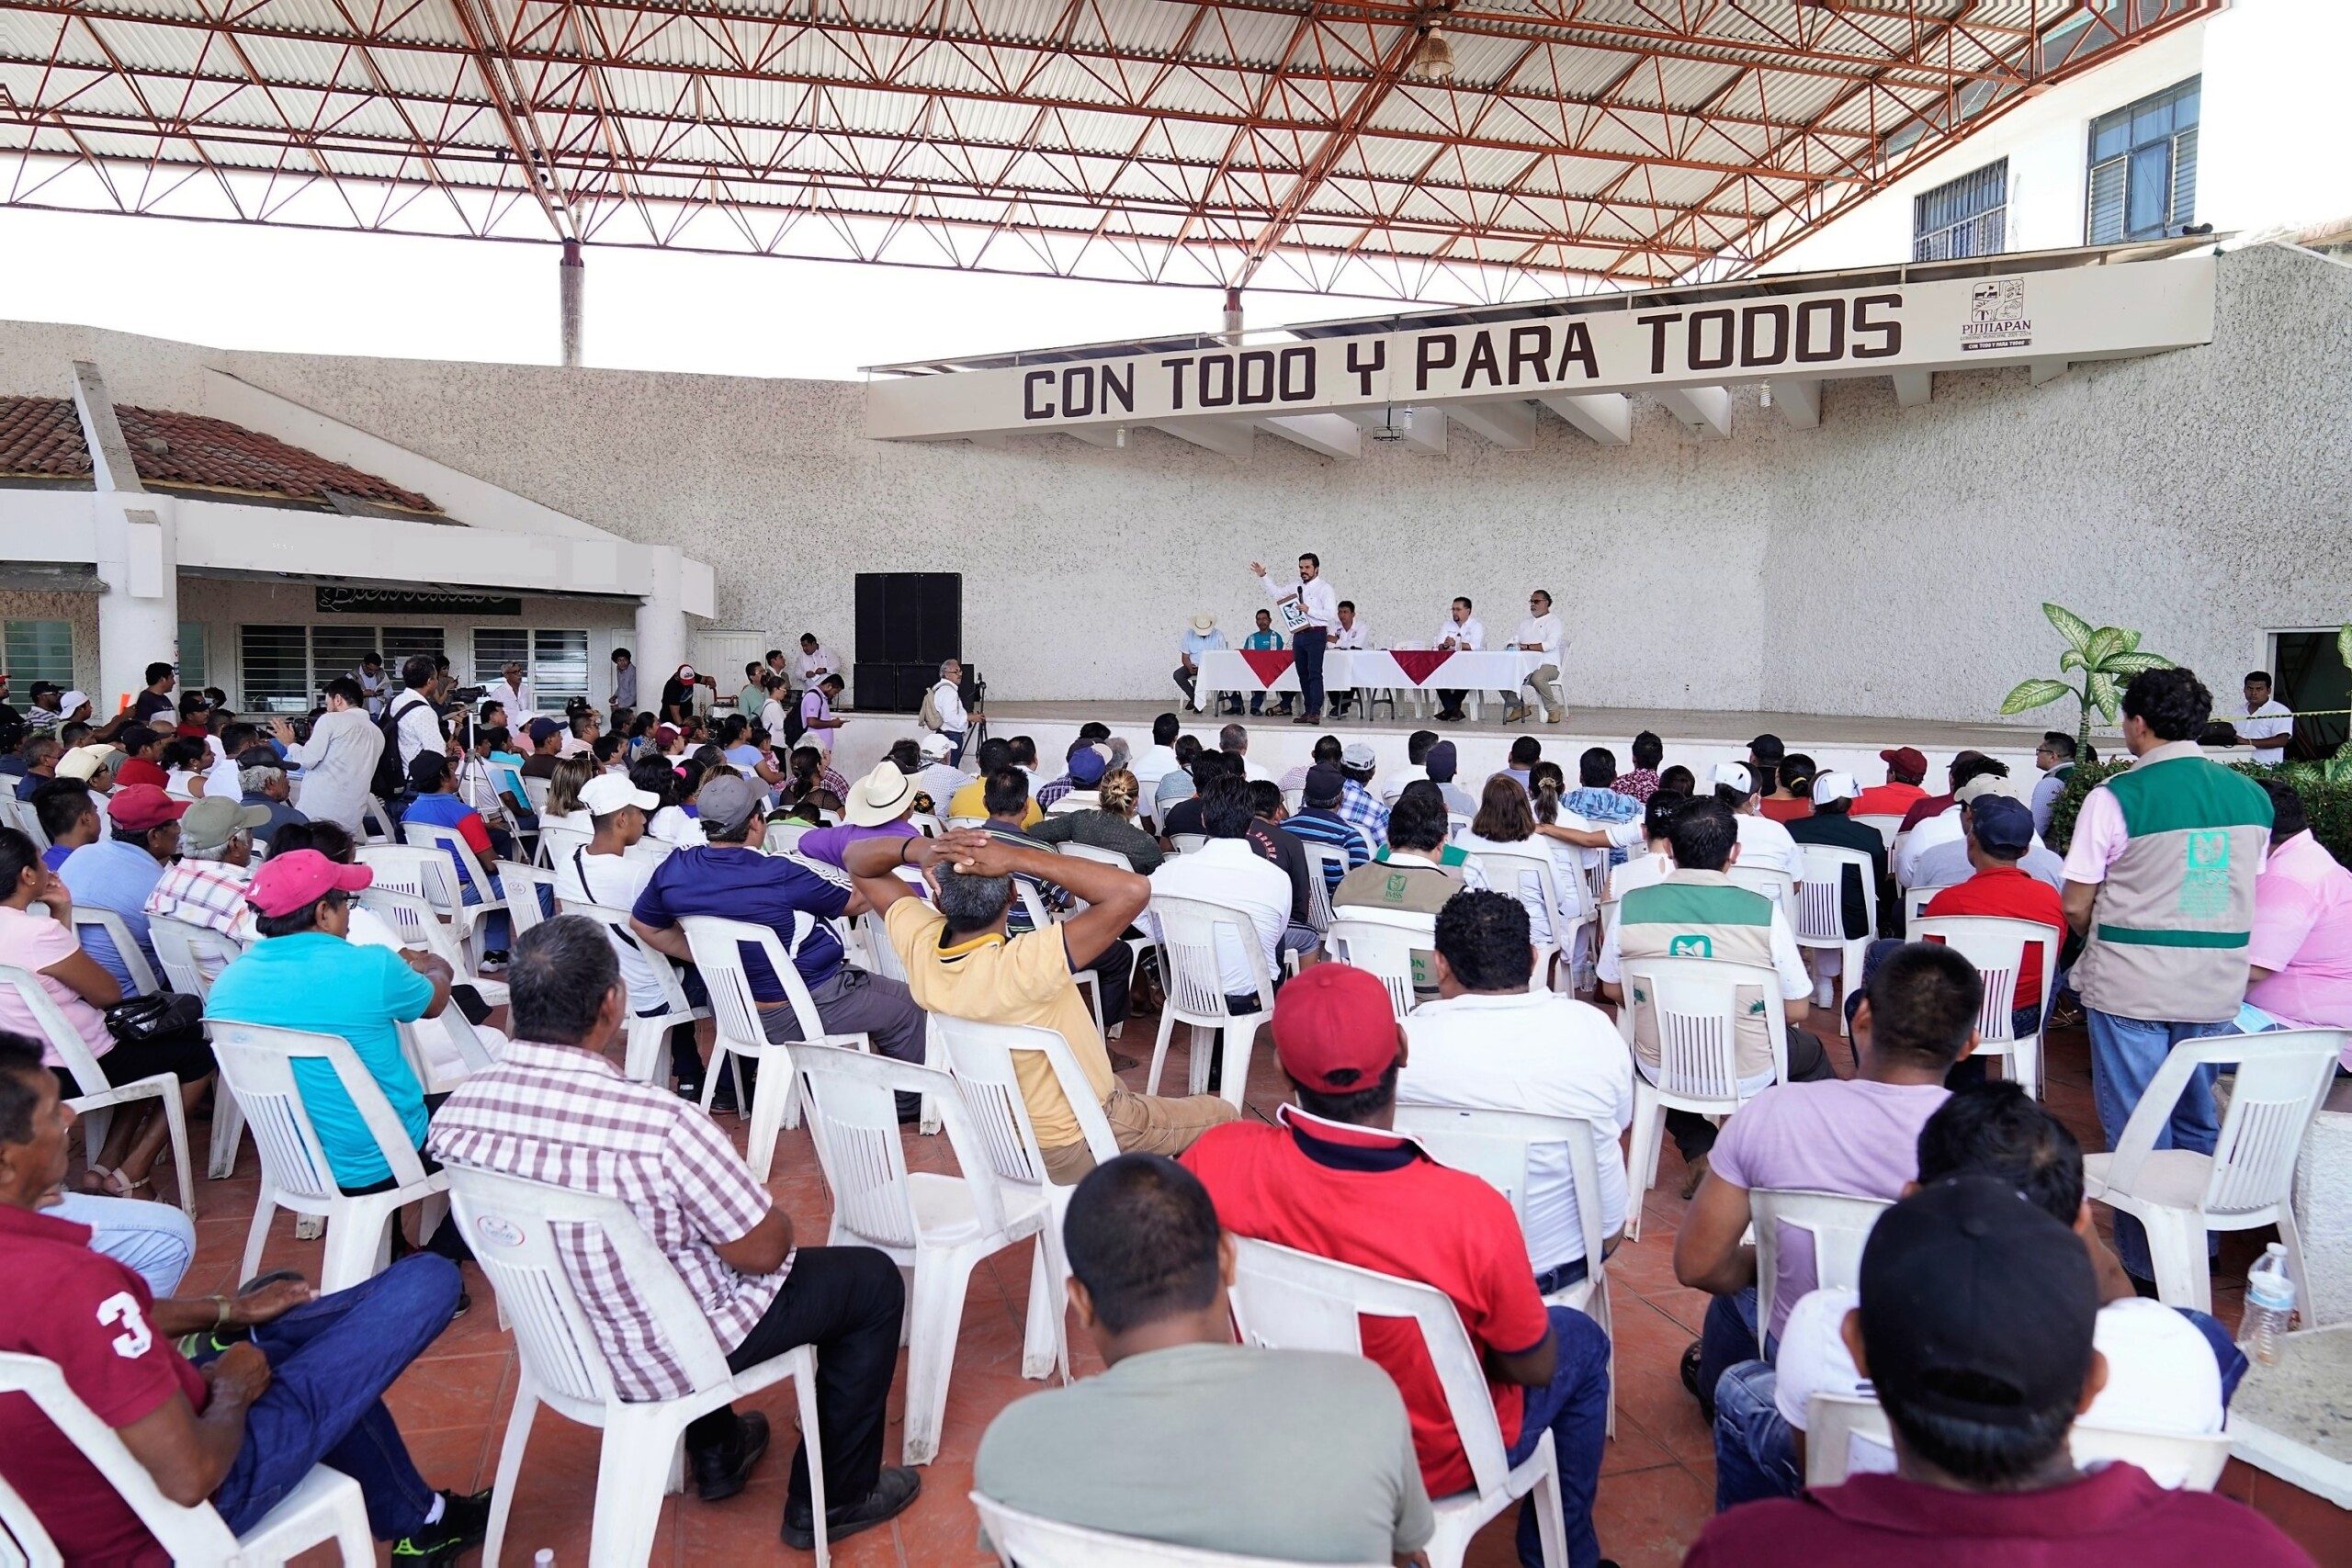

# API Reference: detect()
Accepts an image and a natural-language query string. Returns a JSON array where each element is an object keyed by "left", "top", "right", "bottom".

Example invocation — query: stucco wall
[{"left": 0, "top": 243, "right": 2344, "bottom": 724}]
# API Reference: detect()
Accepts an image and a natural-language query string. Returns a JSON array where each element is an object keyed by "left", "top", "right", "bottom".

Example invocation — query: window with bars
[
  {"left": 239, "top": 624, "right": 450, "bottom": 712},
  {"left": 2086, "top": 77, "right": 2199, "bottom": 244},
  {"left": 4, "top": 621, "right": 74, "bottom": 690},
  {"left": 470, "top": 627, "right": 589, "bottom": 705},
  {"left": 1914, "top": 159, "right": 2007, "bottom": 262}
]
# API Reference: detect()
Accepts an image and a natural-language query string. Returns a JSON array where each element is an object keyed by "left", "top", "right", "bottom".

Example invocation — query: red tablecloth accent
[
  {"left": 1239, "top": 649, "right": 1295, "bottom": 684},
  {"left": 1389, "top": 649, "right": 1455, "bottom": 684}
]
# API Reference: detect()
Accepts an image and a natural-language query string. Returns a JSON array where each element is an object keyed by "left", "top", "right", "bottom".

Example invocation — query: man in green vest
[
  {"left": 1597, "top": 795, "right": 1835, "bottom": 1192},
  {"left": 2062, "top": 667, "right": 2271, "bottom": 1288}
]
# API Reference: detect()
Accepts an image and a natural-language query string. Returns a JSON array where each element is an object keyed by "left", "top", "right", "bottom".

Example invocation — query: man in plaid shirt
[
  {"left": 428, "top": 918, "right": 916, "bottom": 1550},
  {"left": 142, "top": 794, "right": 268, "bottom": 959},
  {"left": 1337, "top": 741, "right": 1390, "bottom": 846}
]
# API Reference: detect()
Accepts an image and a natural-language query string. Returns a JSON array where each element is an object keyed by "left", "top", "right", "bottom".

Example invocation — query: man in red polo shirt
[
  {"left": 1923, "top": 795, "right": 2066, "bottom": 1053},
  {"left": 1851, "top": 746, "right": 1929, "bottom": 819},
  {"left": 1181, "top": 963, "right": 1612, "bottom": 1568}
]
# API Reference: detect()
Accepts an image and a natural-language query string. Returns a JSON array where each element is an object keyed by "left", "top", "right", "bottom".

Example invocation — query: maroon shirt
[
  {"left": 1899, "top": 790, "right": 1956, "bottom": 832},
  {"left": 1685, "top": 1465, "right": 2315, "bottom": 1568}
]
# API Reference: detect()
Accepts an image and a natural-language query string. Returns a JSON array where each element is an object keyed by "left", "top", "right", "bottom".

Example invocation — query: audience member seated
[
  {"left": 399, "top": 752, "right": 508, "bottom": 926},
  {"left": 1898, "top": 749, "right": 1996, "bottom": 834},
  {"left": 1608, "top": 789, "right": 1684, "bottom": 900},
  {"left": 949, "top": 739, "right": 1039, "bottom": 827},
  {"left": 1709, "top": 761, "right": 1803, "bottom": 882},
  {"left": 517, "top": 717, "right": 564, "bottom": 782},
  {"left": 629, "top": 753, "right": 709, "bottom": 848},
  {"left": 1243, "top": 780, "right": 1319, "bottom": 932},
  {"left": 975, "top": 1153, "right": 1433, "bottom": 1562},
  {"left": 60, "top": 784, "right": 187, "bottom": 994},
  {"left": 848, "top": 830, "right": 1235, "bottom": 1181},
  {"left": 1673, "top": 942, "right": 1974, "bottom": 1427},
  {"left": 1154, "top": 777, "right": 1316, "bottom": 1004},
  {"left": 32, "top": 778, "right": 99, "bottom": 871},
  {"left": 1382, "top": 729, "right": 1440, "bottom": 802},
  {"left": 1283, "top": 765, "right": 1372, "bottom": 890},
  {"left": 143, "top": 795, "right": 266, "bottom": 955},
  {"left": 796, "top": 762, "right": 922, "bottom": 870},
  {"left": 1182, "top": 964, "right": 1613, "bottom": 1568},
  {"left": 0, "top": 1033, "right": 490, "bottom": 1564},
  {"left": 207, "top": 851, "right": 456, "bottom": 1200},
  {"left": 1786, "top": 771, "right": 1892, "bottom": 1000},
  {"left": 233, "top": 748, "right": 307, "bottom": 849},
  {"left": 1611, "top": 731, "right": 1665, "bottom": 802},
  {"left": 1156, "top": 749, "right": 1228, "bottom": 841},
  {"left": 1851, "top": 746, "right": 1929, "bottom": 819},
  {"left": 1684, "top": 1176, "right": 2312, "bottom": 1568},
  {"left": 1129, "top": 714, "right": 1182, "bottom": 796},
  {"left": 12, "top": 732, "right": 59, "bottom": 802},
  {"left": 0, "top": 829, "right": 209, "bottom": 1200},
  {"left": 1920, "top": 795, "right": 2066, "bottom": 1063},
  {"left": 111, "top": 725, "right": 169, "bottom": 793},
  {"left": 1716, "top": 1082, "right": 2240, "bottom": 1510},
  {"left": 430, "top": 918, "right": 919, "bottom": 1546},
  {"left": 1029, "top": 766, "right": 1165, "bottom": 873},
  {"left": 1905, "top": 780, "right": 2064, "bottom": 893},
  {"left": 1422, "top": 739, "right": 1476, "bottom": 817},
  {"left": 1758, "top": 753, "right": 1815, "bottom": 823},
  {"left": 1035, "top": 739, "right": 1102, "bottom": 810},
  {"left": 1333, "top": 740, "right": 1387, "bottom": 841},
  {"left": 910, "top": 731, "right": 971, "bottom": 816},
  {"left": 1402, "top": 891, "right": 1632, "bottom": 1294},
  {"left": 1458, "top": 774, "right": 1577, "bottom": 964},
  {"left": 1598, "top": 796, "right": 1833, "bottom": 1193},
  {"left": 1278, "top": 734, "right": 1343, "bottom": 795},
  {"left": 1565, "top": 748, "right": 1642, "bottom": 848},
  {"left": 1217, "top": 722, "right": 1275, "bottom": 784},
  {"left": 1332, "top": 784, "right": 1476, "bottom": 997},
  {"left": 2244, "top": 777, "right": 2352, "bottom": 1043},
  {"left": 977, "top": 767, "right": 1134, "bottom": 1030}
]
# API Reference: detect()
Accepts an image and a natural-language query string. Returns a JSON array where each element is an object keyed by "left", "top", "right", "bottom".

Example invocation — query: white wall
[{"left": 0, "top": 242, "right": 2345, "bottom": 728}]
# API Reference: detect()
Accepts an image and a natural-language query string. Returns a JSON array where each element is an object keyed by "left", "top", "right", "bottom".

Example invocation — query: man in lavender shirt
[{"left": 1670, "top": 942, "right": 1981, "bottom": 1424}]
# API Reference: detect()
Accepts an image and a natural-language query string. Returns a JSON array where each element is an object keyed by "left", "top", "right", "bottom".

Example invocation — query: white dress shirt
[
  {"left": 1433, "top": 615, "right": 1486, "bottom": 652},
  {"left": 1733, "top": 810, "right": 1803, "bottom": 880},
  {"left": 1400, "top": 990, "right": 1634, "bottom": 1270},
  {"left": 487, "top": 677, "right": 534, "bottom": 720},
  {"left": 1129, "top": 743, "right": 1182, "bottom": 793},
  {"left": 1330, "top": 619, "right": 1371, "bottom": 650},
  {"left": 389, "top": 690, "right": 446, "bottom": 770},
  {"left": 1149, "top": 839, "right": 1293, "bottom": 996},
  {"left": 932, "top": 679, "right": 969, "bottom": 732},
  {"left": 792, "top": 646, "right": 839, "bottom": 689},
  {"left": 1264, "top": 573, "right": 1339, "bottom": 634},
  {"left": 283, "top": 705, "right": 383, "bottom": 832},
  {"left": 1513, "top": 613, "right": 1564, "bottom": 658}
]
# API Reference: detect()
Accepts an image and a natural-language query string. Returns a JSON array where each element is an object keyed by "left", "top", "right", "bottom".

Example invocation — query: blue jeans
[
  {"left": 942, "top": 729, "right": 967, "bottom": 768},
  {"left": 1712, "top": 1359, "right": 1798, "bottom": 1510},
  {"left": 1695, "top": 1287, "right": 1770, "bottom": 1427},
  {"left": 50, "top": 1190, "right": 196, "bottom": 1297},
  {"left": 2085, "top": 1009, "right": 2233, "bottom": 1280},
  {"left": 1500, "top": 1304, "right": 1611, "bottom": 1568},
  {"left": 202, "top": 1254, "right": 460, "bottom": 1539}
]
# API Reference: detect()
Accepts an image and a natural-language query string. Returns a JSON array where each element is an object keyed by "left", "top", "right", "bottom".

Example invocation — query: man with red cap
[
  {"left": 1851, "top": 746, "right": 1929, "bottom": 819},
  {"left": 1181, "top": 963, "right": 1612, "bottom": 1568},
  {"left": 58, "top": 783, "right": 185, "bottom": 995}
]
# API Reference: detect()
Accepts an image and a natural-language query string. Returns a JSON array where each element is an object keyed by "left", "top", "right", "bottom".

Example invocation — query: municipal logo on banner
[
  {"left": 1668, "top": 933, "right": 1713, "bottom": 958},
  {"left": 2178, "top": 829, "right": 2233, "bottom": 919},
  {"left": 1961, "top": 278, "right": 2031, "bottom": 353}
]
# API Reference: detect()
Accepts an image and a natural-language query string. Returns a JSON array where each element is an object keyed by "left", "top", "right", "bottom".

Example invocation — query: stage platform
[{"left": 826, "top": 699, "right": 2063, "bottom": 792}]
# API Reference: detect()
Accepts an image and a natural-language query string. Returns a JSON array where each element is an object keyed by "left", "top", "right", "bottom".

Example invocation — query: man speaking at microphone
[{"left": 1250, "top": 553, "right": 1339, "bottom": 726}]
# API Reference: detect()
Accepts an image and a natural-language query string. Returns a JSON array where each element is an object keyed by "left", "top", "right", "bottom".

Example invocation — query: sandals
[{"left": 80, "top": 1166, "right": 153, "bottom": 1200}]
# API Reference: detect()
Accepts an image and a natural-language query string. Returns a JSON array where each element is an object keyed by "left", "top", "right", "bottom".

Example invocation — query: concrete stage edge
[{"left": 819, "top": 699, "right": 2062, "bottom": 795}]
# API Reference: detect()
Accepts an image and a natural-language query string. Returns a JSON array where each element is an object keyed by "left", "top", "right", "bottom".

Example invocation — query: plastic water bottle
[
  {"left": 2240, "top": 1243, "right": 2296, "bottom": 1366},
  {"left": 533, "top": 1551, "right": 555, "bottom": 1568}
]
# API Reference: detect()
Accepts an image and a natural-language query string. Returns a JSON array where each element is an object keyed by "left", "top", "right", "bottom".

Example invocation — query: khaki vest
[
  {"left": 1618, "top": 872, "right": 1781, "bottom": 1079},
  {"left": 2072, "top": 741, "right": 2271, "bottom": 1023}
]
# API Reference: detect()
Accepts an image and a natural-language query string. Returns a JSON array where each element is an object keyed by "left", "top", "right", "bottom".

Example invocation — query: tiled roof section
[{"left": 0, "top": 394, "right": 438, "bottom": 514}]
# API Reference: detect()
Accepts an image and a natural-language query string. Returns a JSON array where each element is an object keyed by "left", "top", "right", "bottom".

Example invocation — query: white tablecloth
[{"left": 1196, "top": 649, "right": 1545, "bottom": 694}]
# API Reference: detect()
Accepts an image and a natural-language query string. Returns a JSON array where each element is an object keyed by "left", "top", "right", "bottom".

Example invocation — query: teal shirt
[
  {"left": 1243, "top": 629, "right": 1286, "bottom": 650},
  {"left": 207, "top": 932, "right": 436, "bottom": 1189}
]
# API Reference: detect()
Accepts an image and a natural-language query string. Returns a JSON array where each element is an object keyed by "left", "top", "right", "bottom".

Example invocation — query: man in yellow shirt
[
  {"left": 842, "top": 830, "right": 1235, "bottom": 1182},
  {"left": 944, "top": 738, "right": 1041, "bottom": 827}
]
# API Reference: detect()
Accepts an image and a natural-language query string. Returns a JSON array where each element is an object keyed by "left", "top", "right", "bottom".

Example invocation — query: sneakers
[
  {"left": 691, "top": 1410, "right": 771, "bottom": 1502},
  {"left": 780, "top": 1466, "right": 921, "bottom": 1550},
  {"left": 391, "top": 1488, "right": 492, "bottom": 1566}
]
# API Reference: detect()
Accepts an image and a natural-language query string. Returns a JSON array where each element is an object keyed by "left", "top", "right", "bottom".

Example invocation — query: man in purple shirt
[
  {"left": 793, "top": 762, "right": 921, "bottom": 871},
  {"left": 1672, "top": 942, "right": 1978, "bottom": 1424}
]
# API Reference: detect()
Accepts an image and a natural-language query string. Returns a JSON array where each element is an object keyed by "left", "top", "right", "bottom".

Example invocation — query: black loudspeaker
[{"left": 854, "top": 572, "right": 962, "bottom": 711}]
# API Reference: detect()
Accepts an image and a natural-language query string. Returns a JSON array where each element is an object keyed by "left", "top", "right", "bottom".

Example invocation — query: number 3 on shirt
[{"left": 97, "top": 1292, "right": 153, "bottom": 1359}]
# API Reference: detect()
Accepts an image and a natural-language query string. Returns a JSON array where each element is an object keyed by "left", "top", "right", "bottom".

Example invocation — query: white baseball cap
[
  {"left": 59, "top": 690, "right": 90, "bottom": 716},
  {"left": 1710, "top": 761, "right": 1753, "bottom": 794},
  {"left": 1811, "top": 770, "right": 1860, "bottom": 806},
  {"left": 579, "top": 773, "right": 659, "bottom": 815},
  {"left": 1953, "top": 773, "right": 2016, "bottom": 805},
  {"left": 918, "top": 732, "right": 953, "bottom": 760}
]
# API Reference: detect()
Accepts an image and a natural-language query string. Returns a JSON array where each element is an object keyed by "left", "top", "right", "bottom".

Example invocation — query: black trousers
[
  {"left": 1666, "top": 1027, "right": 1835, "bottom": 1162},
  {"left": 1294, "top": 626, "right": 1329, "bottom": 717},
  {"left": 686, "top": 1247, "right": 905, "bottom": 1511}
]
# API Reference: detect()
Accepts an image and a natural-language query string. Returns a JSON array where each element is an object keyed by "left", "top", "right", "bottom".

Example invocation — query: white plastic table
[{"left": 1195, "top": 649, "right": 1545, "bottom": 716}]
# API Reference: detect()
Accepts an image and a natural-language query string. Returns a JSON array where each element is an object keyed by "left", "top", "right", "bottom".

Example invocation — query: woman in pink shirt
[{"left": 2245, "top": 780, "right": 2352, "bottom": 1058}]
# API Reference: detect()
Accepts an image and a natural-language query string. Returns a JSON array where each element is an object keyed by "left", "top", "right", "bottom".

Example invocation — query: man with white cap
[
  {"left": 1897, "top": 763, "right": 2016, "bottom": 890},
  {"left": 1174, "top": 613, "right": 1230, "bottom": 715},
  {"left": 1336, "top": 740, "right": 1388, "bottom": 845},
  {"left": 1710, "top": 761, "right": 1803, "bottom": 882},
  {"left": 1787, "top": 770, "right": 1891, "bottom": 1002},
  {"left": 1905, "top": 775, "right": 2068, "bottom": 892},
  {"left": 54, "top": 690, "right": 94, "bottom": 729},
  {"left": 912, "top": 730, "right": 973, "bottom": 816},
  {"left": 630, "top": 773, "right": 930, "bottom": 1091}
]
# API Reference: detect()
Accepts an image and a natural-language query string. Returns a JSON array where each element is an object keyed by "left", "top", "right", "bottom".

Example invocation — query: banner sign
[
  {"left": 866, "top": 256, "right": 2214, "bottom": 441},
  {"left": 316, "top": 586, "right": 521, "bottom": 616}
]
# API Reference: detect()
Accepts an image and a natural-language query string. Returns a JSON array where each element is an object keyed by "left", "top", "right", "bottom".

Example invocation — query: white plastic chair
[
  {"left": 67, "top": 905, "right": 161, "bottom": 997},
  {"left": 496, "top": 860, "right": 557, "bottom": 942},
  {"left": 148, "top": 914, "right": 251, "bottom": 1180},
  {"left": 1227, "top": 1238, "right": 1569, "bottom": 1568},
  {"left": 970, "top": 1493, "right": 1390, "bottom": 1568},
  {"left": 401, "top": 820, "right": 509, "bottom": 958},
  {"left": 1394, "top": 1103, "right": 1620, "bottom": 1437},
  {"left": 0, "top": 1351, "right": 374, "bottom": 1567},
  {"left": 1465, "top": 843, "right": 1581, "bottom": 993},
  {"left": 1849, "top": 814, "right": 1905, "bottom": 848},
  {"left": 0, "top": 964, "right": 195, "bottom": 1216},
  {"left": 763, "top": 819, "right": 810, "bottom": 854},
  {"left": 353, "top": 877, "right": 510, "bottom": 1007},
  {"left": 2083, "top": 1028, "right": 2346, "bottom": 1312},
  {"left": 1, "top": 793, "right": 50, "bottom": 851},
  {"left": 537, "top": 817, "right": 592, "bottom": 869},
  {"left": 1146, "top": 894, "right": 1273, "bottom": 1110},
  {"left": 1446, "top": 811, "right": 1472, "bottom": 843},
  {"left": 1168, "top": 833, "right": 1208, "bottom": 855},
  {"left": 560, "top": 899, "right": 712, "bottom": 1086},
  {"left": 1296, "top": 840, "right": 1351, "bottom": 933},
  {"left": 359, "top": 795, "right": 397, "bottom": 846},
  {"left": 1724, "top": 863, "right": 1795, "bottom": 911},
  {"left": 1792, "top": 844, "right": 1876, "bottom": 1032},
  {"left": 795, "top": 1043, "right": 1058, "bottom": 1465},
  {"left": 1617, "top": 957, "right": 1790, "bottom": 1240},
  {"left": 1748, "top": 1188, "right": 1891, "bottom": 1339},
  {"left": 206, "top": 1020, "right": 447, "bottom": 1291},
  {"left": 1902, "top": 883, "right": 1951, "bottom": 922},
  {"left": 1057, "top": 841, "right": 1136, "bottom": 874},
  {"left": 1805, "top": 1391, "right": 2230, "bottom": 1491},
  {"left": 1326, "top": 908, "right": 1434, "bottom": 1019},
  {"left": 446, "top": 1165, "right": 832, "bottom": 1568},
  {"left": 522, "top": 776, "right": 552, "bottom": 819},
  {"left": 678, "top": 914, "right": 870, "bottom": 1179},
  {"left": 931, "top": 1014, "right": 1121, "bottom": 1383},
  {"left": 1909, "top": 914, "right": 2061, "bottom": 1099}
]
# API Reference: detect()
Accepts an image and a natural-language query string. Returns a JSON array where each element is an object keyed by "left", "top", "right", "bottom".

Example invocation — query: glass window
[
  {"left": 311, "top": 626, "right": 380, "bottom": 689},
  {"left": 472, "top": 629, "right": 528, "bottom": 684},
  {"left": 532, "top": 630, "right": 591, "bottom": 705},
  {"left": 239, "top": 626, "right": 313, "bottom": 714},
  {"left": 4, "top": 621, "right": 74, "bottom": 690},
  {"left": 1913, "top": 159, "right": 2007, "bottom": 262},
  {"left": 2086, "top": 77, "right": 2199, "bottom": 243},
  {"left": 176, "top": 624, "right": 207, "bottom": 690}
]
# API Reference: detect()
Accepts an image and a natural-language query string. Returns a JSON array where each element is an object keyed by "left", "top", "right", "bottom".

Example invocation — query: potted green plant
[{"left": 1999, "top": 603, "right": 2173, "bottom": 751}]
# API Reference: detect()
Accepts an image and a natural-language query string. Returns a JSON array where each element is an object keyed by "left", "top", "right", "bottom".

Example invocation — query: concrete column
[
  {"left": 633, "top": 546, "right": 687, "bottom": 696},
  {"left": 93, "top": 495, "right": 179, "bottom": 715},
  {"left": 560, "top": 238, "right": 585, "bottom": 368},
  {"left": 1220, "top": 286, "right": 1243, "bottom": 345}
]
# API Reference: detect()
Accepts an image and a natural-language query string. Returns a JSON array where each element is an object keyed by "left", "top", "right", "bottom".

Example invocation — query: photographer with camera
[{"left": 266, "top": 677, "right": 380, "bottom": 835}]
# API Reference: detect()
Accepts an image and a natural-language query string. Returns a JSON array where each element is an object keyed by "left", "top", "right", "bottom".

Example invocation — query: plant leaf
[
  {"left": 2043, "top": 603, "right": 2098, "bottom": 654},
  {"left": 2101, "top": 651, "right": 2173, "bottom": 677},
  {"left": 2085, "top": 627, "right": 2129, "bottom": 667},
  {"left": 2120, "top": 629, "right": 2143, "bottom": 653},
  {"left": 2339, "top": 623, "right": 2352, "bottom": 674},
  {"left": 2088, "top": 671, "right": 2121, "bottom": 722},
  {"left": 2059, "top": 649, "right": 2087, "bottom": 673},
  {"left": 2001, "top": 679, "right": 2075, "bottom": 716}
]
